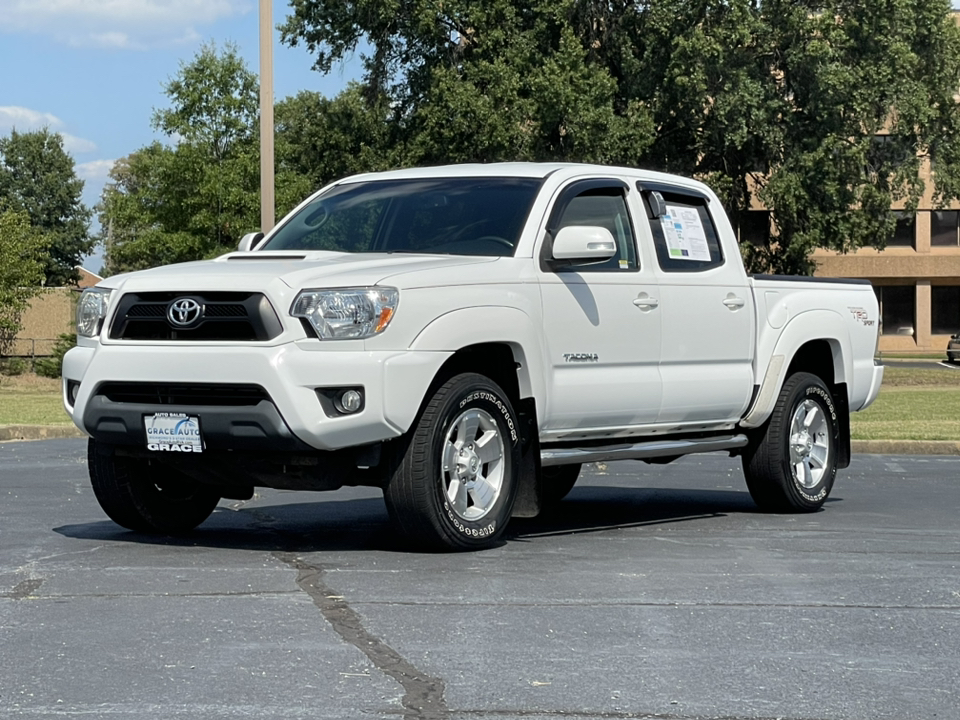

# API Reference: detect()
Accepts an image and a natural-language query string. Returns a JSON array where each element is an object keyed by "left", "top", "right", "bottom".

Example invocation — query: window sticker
[{"left": 659, "top": 204, "right": 712, "bottom": 262}]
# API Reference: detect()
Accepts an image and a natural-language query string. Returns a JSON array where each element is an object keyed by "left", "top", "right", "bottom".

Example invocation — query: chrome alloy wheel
[
  {"left": 788, "top": 399, "right": 831, "bottom": 489},
  {"left": 441, "top": 408, "right": 505, "bottom": 521}
]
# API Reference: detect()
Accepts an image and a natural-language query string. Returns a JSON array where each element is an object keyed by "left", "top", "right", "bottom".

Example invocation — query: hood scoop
[{"left": 226, "top": 253, "right": 307, "bottom": 261}]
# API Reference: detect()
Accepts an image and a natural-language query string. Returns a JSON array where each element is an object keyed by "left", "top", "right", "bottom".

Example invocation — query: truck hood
[{"left": 101, "top": 251, "right": 498, "bottom": 293}]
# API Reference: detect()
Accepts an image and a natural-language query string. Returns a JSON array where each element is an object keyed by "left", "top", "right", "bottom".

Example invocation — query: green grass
[
  {"left": 0, "top": 374, "right": 68, "bottom": 425},
  {"left": 852, "top": 386, "right": 960, "bottom": 441},
  {"left": 880, "top": 365, "right": 960, "bottom": 386}
]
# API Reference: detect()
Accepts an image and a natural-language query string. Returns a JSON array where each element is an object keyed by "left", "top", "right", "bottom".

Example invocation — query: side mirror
[
  {"left": 238, "top": 231, "right": 264, "bottom": 252},
  {"left": 551, "top": 226, "right": 617, "bottom": 262}
]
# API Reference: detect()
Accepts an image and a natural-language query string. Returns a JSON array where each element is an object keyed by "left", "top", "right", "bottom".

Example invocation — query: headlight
[
  {"left": 292, "top": 287, "right": 399, "bottom": 340},
  {"left": 76, "top": 288, "right": 114, "bottom": 338}
]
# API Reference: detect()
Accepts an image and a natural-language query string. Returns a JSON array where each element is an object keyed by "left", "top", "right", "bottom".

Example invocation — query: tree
[
  {"left": 275, "top": 85, "right": 394, "bottom": 189},
  {"left": 99, "top": 43, "right": 311, "bottom": 275},
  {"left": 281, "top": 0, "right": 656, "bottom": 167},
  {"left": 0, "top": 128, "right": 92, "bottom": 286},
  {"left": 0, "top": 210, "right": 50, "bottom": 357},
  {"left": 280, "top": 0, "right": 960, "bottom": 274}
]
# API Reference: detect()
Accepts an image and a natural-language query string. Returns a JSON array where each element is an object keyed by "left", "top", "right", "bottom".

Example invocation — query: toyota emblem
[{"left": 167, "top": 297, "right": 204, "bottom": 327}]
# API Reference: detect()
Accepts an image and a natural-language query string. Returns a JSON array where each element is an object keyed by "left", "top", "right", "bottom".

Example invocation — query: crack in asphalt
[
  {"left": 3, "top": 578, "right": 44, "bottom": 600},
  {"left": 275, "top": 552, "right": 449, "bottom": 720}
]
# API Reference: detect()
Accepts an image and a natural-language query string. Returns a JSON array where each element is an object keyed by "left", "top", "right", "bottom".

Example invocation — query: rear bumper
[
  {"left": 856, "top": 363, "right": 885, "bottom": 412},
  {"left": 63, "top": 341, "right": 451, "bottom": 451}
]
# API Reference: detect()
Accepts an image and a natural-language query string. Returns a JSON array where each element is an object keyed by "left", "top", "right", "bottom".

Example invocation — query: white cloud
[
  {"left": 0, "top": 0, "right": 253, "bottom": 49},
  {"left": 61, "top": 133, "right": 98, "bottom": 154},
  {"left": 0, "top": 105, "right": 97, "bottom": 154},
  {"left": 76, "top": 159, "right": 116, "bottom": 182},
  {"left": 0, "top": 105, "right": 63, "bottom": 130}
]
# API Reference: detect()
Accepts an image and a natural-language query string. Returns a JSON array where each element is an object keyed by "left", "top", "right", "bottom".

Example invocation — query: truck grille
[
  {"left": 109, "top": 292, "right": 282, "bottom": 341},
  {"left": 96, "top": 382, "right": 271, "bottom": 406}
]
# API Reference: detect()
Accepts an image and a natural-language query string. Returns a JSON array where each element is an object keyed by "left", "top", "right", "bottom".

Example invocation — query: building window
[
  {"left": 932, "top": 286, "right": 960, "bottom": 335},
  {"left": 888, "top": 212, "right": 915, "bottom": 247},
  {"left": 738, "top": 211, "right": 770, "bottom": 246},
  {"left": 874, "top": 285, "right": 915, "bottom": 337},
  {"left": 931, "top": 211, "right": 960, "bottom": 247}
]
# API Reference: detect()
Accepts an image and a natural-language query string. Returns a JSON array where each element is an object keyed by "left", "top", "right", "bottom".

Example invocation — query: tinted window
[
  {"left": 889, "top": 212, "right": 915, "bottom": 247},
  {"left": 262, "top": 178, "right": 542, "bottom": 256},
  {"left": 931, "top": 210, "right": 959, "bottom": 247},
  {"left": 554, "top": 191, "right": 638, "bottom": 271},
  {"left": 644, "top": 191, "right": 724, "bottom": 272},
  {"left": 874, "top": 285, "right": 915, "bottom": 336},
  {"left": 932, "top": 285, "right": 960, "bottom": 334}
]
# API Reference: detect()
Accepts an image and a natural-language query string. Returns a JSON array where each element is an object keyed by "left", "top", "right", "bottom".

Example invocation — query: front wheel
[
  {"left": 384, "top": 373, "right": 521, "bottom": 551},
  {"left": 87, "top": 440, "right": 221, "bottom": 534},
  {"left": 741, "top": 372, "right": 839, "bottom": 512}
]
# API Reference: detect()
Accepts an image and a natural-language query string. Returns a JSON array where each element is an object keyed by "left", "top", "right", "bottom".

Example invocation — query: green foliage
[
  {"left": 99, "top": 43, "right": 311, "bottom": 275},
  {"left": 0, "top": 210, "right": 50, "bottom": 356},
  {"left": 0, "top": 128, "right": 92, "bottom": 286},
  {"left": 0, "top": 357, "right": 28, "bottom": 376},
  {"left": 281, "top": 0, "right": 960, "bottom": 274},
  {"left": 153, "top": 42, "right": 260, "bottom": 161},
  {"left": 280, "top": 0, "right": 656, "bottom": 169},
  {"left": 34, "top": 333, "right": 77, "bottom": 379}
]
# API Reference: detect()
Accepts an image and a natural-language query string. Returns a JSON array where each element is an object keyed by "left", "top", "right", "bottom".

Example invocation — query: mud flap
[
  {"left": 833, "top": 382, "right": 851, "bottom": 469},
  {"left": 511, "top": 398, "right": 542, "bottom": 518}
]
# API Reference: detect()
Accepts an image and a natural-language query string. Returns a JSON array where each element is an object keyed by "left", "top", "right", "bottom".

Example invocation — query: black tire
[
  {"left": 741, "top": 372, "right": 839, "bottom": 512},
  {"left": 87, "top": 439, "right": 221, "bottom": 534},
  {"left": 541, "top": 463, "right": 581, "bottom": 505},
  {"left": 384, "top": 373, "right": 521, "bottom": 551}
]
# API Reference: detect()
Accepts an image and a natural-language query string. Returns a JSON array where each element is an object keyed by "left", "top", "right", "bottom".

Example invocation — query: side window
[
  {"left": 642, "top": 188, "right": 724, "bottom": 272},
  {"left": 552, "top": 189, "right": 639, "bottom": 272}
]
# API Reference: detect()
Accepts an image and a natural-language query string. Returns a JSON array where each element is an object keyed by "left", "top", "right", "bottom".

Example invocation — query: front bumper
[{"left": 62, "top": 341, "right": 451, "bottom": 451}]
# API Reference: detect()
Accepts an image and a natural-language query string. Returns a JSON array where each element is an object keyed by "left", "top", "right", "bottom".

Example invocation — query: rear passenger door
[{"left": 637, "top": 183, "right": 755, "bottom": 425}]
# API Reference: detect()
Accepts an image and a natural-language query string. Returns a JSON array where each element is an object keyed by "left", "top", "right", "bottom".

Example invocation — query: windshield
[{"left": 260, "top": 177, "right": 543, "bottom": 257}]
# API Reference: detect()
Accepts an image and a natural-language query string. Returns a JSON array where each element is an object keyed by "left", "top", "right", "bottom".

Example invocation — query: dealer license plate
[{"left": 144, "top": 412, "right": 204, "bottom": 453}]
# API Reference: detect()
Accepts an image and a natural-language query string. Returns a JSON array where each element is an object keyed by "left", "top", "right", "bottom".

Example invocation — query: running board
[{"left": 540, "top": 434, "right": 749, "bottom": 467}]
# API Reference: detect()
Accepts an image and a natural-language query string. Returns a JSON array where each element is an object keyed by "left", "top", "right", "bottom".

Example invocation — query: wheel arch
[
  {"left": 742, "top": 311, "right": 853, "bottom": 468},
  {"left": 409, "top": 308, "right": 547, "bottom": 520},
  {"left": 409, "top": 306, "right": 546, "bottom": 409}
]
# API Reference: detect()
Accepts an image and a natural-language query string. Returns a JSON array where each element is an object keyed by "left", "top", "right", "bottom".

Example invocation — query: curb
[
  {"left": 2, "top": 426, "right": 960, "bottom": 457},
  {"left": 852, "top": 440, "right": 960, "bottom": 456},
  {"left": 0, "top": 425, "right": 85, "bottom": 443}
]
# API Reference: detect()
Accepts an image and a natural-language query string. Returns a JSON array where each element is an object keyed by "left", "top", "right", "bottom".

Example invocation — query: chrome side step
[{"left": 540, "top": 434, "right": 749, "bottom": 467}]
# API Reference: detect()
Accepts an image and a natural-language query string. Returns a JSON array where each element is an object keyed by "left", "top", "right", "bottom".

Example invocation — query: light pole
[{"left": 259, "top": 0, "right": 275, "bottom": 233}]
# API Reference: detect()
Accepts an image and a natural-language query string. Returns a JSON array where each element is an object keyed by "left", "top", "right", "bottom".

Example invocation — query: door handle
[
  {"left": 633, "top": 294, "right": 659, "bottom": 310},
  {"left": 723, "top": 295, "right": 745, "bottom": 310}
]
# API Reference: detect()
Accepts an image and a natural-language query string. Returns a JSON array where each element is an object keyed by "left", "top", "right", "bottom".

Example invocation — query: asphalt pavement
[{"left": 1, "top": 439, "right": 958, "bottom": 720}]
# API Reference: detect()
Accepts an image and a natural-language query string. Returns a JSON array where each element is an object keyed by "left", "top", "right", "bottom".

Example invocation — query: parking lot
[{"left": 2, "top": 439, "right": 958, "bottom": 719}]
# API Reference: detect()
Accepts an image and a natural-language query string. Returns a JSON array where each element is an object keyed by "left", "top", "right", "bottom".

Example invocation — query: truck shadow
[{"left": 53, "top": 485, "right": 835, "bottom": 553}]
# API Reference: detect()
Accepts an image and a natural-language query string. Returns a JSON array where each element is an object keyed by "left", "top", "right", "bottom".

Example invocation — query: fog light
[
  {"left": 337, "top": 389, "right": 363, "bottom": 414},
  {"left": 67, "top": 380, "right": 80, "bottom": 406}
]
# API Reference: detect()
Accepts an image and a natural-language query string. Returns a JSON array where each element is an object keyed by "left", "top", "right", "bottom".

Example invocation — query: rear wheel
[
  {"left": 541, "top": 463, "right": 581, "bottom": 505},
  {"left": 87, "top": 439, "right": 220, "bottom": 534},
  {"left": 384, "top": 373, "right": 521, "bottom": 551},
  {"left": 741, "top": 372, "right": 839, "bottom": 512}
]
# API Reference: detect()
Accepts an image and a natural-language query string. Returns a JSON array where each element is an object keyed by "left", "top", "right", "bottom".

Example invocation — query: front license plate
[{"left": 144, "top": 412, "right": 204, "bottom": 453}]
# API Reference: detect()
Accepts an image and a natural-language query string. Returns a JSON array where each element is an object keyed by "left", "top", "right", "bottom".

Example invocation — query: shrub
[
  {"left": 0, "top": 357, "right": 28, "bottom": 376},
  {"left": 34, "top": 333, "right": 76, "bottom": 378}
]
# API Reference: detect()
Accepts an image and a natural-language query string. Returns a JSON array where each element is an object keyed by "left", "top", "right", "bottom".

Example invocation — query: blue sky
[{"left": 0, "top": 0, "right": 363, "bottom": 273}]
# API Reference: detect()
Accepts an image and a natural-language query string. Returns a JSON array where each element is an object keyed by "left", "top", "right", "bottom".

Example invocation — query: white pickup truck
[{"left": 64, "top": 163, "right": 883, "bottom": 550}]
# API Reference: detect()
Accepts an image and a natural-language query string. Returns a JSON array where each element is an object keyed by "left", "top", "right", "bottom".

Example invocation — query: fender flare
[
  {"left": 741, "top": 310, "right": 852, "bottom": 429},
  {"left": 409, "top": 306, "right": 547, "bottom": 412}
]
